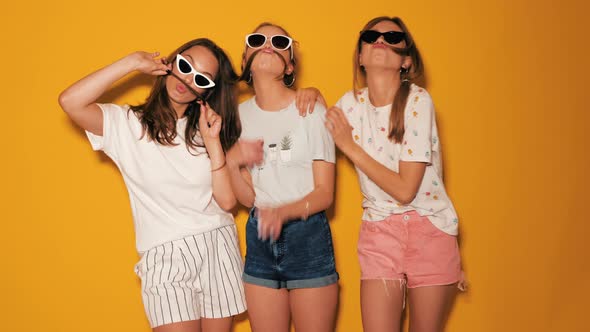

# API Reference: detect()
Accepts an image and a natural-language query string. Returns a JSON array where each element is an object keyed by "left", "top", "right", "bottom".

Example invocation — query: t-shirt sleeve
[
  {"left": 85, "top": 103, "right": 126, "bottom": 162},
  {"left": 307, "top": 106, "right": 336, "bottom": 163},
  {"left": 399, "top": 91, "right": 435, "bottom": 163}
]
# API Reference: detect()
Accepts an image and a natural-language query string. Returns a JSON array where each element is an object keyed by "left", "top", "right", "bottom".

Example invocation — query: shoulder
[
  {"left": 96, "top": 103, "right": 139, "bottom": 123},
  {"left": 304, "top": 102, "right": 327, "bottom": 120},
  {"left": 405, "top": 84, "right": 435, "bottom": 118},
  {"left": 238, "top": 96, "right": 256, "bottom": 113},
  {"left": 408, "top": 84, "right": 433, "bottom": 107},
  {"left": 337, "top": 88, "right": 366, "bottom": 108}
]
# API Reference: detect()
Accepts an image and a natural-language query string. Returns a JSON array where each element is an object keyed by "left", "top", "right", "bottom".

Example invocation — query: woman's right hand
[
  {"left": 227, "top": 139, "right": 264, "bottom": 168},
  {"left": 130, "top": 51, "right": 169, "bottom": 76}
]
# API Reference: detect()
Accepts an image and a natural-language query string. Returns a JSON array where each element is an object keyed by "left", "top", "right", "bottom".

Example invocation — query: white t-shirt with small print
[
  {"left": 86, "top": 103, "right": 234, "bottom": 253},
  {"left": 239, "top": 97, "right": 335, "bottom": 207},
  {"left": 336, "top": 85, "right": 459, "bottom": 235}
]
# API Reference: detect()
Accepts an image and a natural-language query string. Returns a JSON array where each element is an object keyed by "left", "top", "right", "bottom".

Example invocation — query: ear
[
  {"left": 286, "top": 61, "right": 294, "bottom": 75},
  {"left": 402, "top": 56, "right": 412, "bottom": 71},
  {"left": 241, "top": 55, "right": 246, "bottom": 72}
]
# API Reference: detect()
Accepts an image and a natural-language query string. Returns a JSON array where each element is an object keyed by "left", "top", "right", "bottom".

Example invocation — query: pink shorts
[{"left": 358, "top": 211, "right": 462, "bottom": 288}]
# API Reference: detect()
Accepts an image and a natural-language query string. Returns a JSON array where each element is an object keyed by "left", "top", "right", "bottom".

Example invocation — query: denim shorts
[{"left": 243, "top": 208, "right": 339, "bottom": 289}]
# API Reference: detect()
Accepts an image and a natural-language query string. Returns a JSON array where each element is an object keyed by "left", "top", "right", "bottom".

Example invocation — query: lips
[
  {"left": 372, "top": 43, "right": 387, "bottom": 49},
  {"left": 176, "top": 83, "right": 187, "bottom": 94}
]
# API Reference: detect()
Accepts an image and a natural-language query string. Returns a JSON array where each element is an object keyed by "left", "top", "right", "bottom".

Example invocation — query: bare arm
[
  {"left": 326, "top": 106, "right": 425, "bottom": 204},
  {"left": 257, "top": 160, "right": 335, "bottom": 241},
  {"left": 58, "top": 51, "right": 168, "bottom": 135},
  {"left": 226, "top": 140, "right": 264, "bottom": 208}
]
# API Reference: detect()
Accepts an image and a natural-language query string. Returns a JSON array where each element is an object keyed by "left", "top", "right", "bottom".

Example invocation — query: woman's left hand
[
  {"left": 326, "top": 106, "right": 355, "bottom": 153},
  {"left": 198, "top": 101, "right": 222, "bottom": 141},
  {"left": 257, "top": 207, "right": 286, "bottom": 242}
]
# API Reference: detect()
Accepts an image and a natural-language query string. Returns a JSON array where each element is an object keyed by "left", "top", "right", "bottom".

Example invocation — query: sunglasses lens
[
  {"left": 247, "top": 34, "right": 266, "bottom": 48},
  {"left": 178, "top": 58, "right": 192, "bottom": 74},
  {"left": 194, "top": 74, "right": 211, "bottom": 88},
  {"left": 271, "top": 36, "right": 291, "bottom": 50},
  {"left": 360, "top": 30, "right": 380, "bottom": 44},
  {"left": 384, "top": 31, "right": 405, "bottom": 44}
]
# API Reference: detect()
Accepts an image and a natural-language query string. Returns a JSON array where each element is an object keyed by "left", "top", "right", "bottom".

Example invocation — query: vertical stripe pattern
[{"left": 134, "top": 225, "right": 246, "bottom": 328}]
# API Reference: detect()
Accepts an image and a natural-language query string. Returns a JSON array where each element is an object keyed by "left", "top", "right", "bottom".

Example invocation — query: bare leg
[
  {"left": 361, "top": 279, "right": 405, "bottom": 332},
  {"left": 153, "top": 320, "right": 201, "bottom": 332},
  {"left": 408, "top": 284, "right": 457, "bottom": 332},
  {"left": 290, "top": 283, "right": 339, "bottom": 332},
  {"left": 201, "top": 317, "right": 233, "bottom": 332},
  {"left": 245, "top": 282, "right": 290, "bottom": 332}
]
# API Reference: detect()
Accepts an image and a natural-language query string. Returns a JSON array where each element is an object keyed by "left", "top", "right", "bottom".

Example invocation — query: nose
[
  {"left": 184, "top": 74, "right": 193, "bottom": 85},
  {"left": 375, "top": 35, "right": 386, "bottom": 44}
]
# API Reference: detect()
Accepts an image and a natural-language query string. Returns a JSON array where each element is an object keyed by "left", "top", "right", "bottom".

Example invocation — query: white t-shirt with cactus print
[
  {"left": 336, "top": 84, "right": 459, "bottom": 235},
  {"left": 239, "top": 97, "right": 335, "bottom": 206}
]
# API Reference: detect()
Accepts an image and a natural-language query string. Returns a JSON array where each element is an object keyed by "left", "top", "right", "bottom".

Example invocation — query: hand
[
  {"left": 326, "top": 106, "right": 355, "bottom": 152},
  {"left": 257, "top": 207, "right": 286, "bottom": 241},
  {"left": 227, "top": 139, "right": 264, "bottom": 168},
  {"left": 295, "top": 87, "right": 326, "bottom": 117},
  {"left": 131, "top": 51, "right": 169, "bottom": 76},
  {"left": 198, "top": 101, "right": 222, "bottom": 141}
]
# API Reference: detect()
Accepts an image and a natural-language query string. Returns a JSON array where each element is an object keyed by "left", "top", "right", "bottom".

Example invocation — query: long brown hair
[
  {"left": 130, "top": 38, "right": 240, "bottom": 152},
  {"left": 354, "top": 17, "right": 424, "bottom": 143},
  {"left": 240, "top": 22, "right": 298, "bottom": 88}
]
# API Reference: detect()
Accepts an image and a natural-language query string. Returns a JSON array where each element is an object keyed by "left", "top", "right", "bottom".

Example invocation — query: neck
[
  {"left": 170, "top": 100, "right": 189, "bottom": 118},
  {"left": 365, "top": 68, "right": 402, "bottom": 107},
  {"left": 252, "top": 75, "right": 295, "bottom": 111}
]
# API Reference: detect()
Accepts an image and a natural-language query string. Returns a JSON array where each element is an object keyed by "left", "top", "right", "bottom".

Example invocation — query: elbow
[
  {"left": 218, "top": 196, "right": 237, "bottom": 211},
  {"left": 58, "top": 91, "right": 73, "bottom": 114},
  {"left": 396, "top": 191, "right": 417, "bottom": 205},
  {"left": 238, "top": 196, "right": 255, "bottom": 209},
  {"left": 318, "top": 187, "right": 334, "bottom": 211},
  {"left": 325, "top": 191, "right": 334, "bottom": 209}
]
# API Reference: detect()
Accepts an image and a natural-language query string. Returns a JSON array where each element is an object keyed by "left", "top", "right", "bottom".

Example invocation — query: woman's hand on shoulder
[{"left": 296, "top": 87, "right": 327, "bottom": 116}]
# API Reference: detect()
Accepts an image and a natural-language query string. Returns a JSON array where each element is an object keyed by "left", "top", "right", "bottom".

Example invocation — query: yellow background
[{"left": 1, "top": 0, "right": 588, "bottom": 331}]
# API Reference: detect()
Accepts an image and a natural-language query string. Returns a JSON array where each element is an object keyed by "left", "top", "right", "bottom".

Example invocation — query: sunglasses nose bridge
[{"left": 375, "top": 34, "right": 386, "bottom": 44}]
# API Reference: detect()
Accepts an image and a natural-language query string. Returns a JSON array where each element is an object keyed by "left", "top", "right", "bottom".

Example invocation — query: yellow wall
[{"left": 2, "top": 0, "right": 588, "bottom": 331}]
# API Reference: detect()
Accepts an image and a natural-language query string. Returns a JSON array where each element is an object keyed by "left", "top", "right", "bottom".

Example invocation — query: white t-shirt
[
  {"left": 86, "top": 103, "right": 234, "bottom": 253},
  {"left": 239, "top": 97, "right": 335, "bottom": 206},
  {"left": 336, "top": 85, "right": 459, "bottom": 235}
]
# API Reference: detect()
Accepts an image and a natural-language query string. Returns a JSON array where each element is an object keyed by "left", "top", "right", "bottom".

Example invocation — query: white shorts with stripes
[{"left": 134, "top": 225, "right": 246, "bottom": 328}]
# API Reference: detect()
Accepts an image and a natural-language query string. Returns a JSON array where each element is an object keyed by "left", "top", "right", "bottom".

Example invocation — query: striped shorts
[{"left": 134, "top": 225, "right": 246, "bottom": 328}]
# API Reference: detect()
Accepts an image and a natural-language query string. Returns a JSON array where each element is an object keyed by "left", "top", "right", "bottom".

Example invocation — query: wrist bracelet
[
  {"left": 211, "top": 160, "right": 227, "bottom": 172},
  {"left": 303, "top": 201, "right": 310, "bottom": 221}
]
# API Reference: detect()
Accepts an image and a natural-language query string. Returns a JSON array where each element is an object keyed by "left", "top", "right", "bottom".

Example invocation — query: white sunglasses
[
  {"left": 245, "top": 33, "right": 294, "bottom": 60},
  {"left": 174, "top": 54, "right": 216, "bottom": 89},
  {"left": 245, "top": 33, "right": 293, "bottom": 51}
]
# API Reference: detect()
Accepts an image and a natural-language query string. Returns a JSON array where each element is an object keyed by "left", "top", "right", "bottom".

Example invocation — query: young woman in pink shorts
[{"left": 325, "top": 16, "right": 465, "bottom": 332}]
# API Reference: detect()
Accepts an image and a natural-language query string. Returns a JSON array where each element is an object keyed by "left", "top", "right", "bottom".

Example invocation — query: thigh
[
  {"left": 197, "top": 226, "right": 247, "bottom": 319},
  {"left": 407, "top": 284, "right": 457, "bottom": 332},
  {"left": 361, "top": 279, "right": 405, "bottom": 332},
  {"left": 138, "top": 242, "right": 201, "bottom": 328},
  {"left": 244, "top": 282, "right": 290, "bottom": 332},
  {"left": 153, "top": 320, "right": 201, "bottom": 332},
  {"left": 289, "top": 283, "right": 339, "bottom": 332},
  {"left": 201, "top": 317, "right": 233, "bottom": 332}
]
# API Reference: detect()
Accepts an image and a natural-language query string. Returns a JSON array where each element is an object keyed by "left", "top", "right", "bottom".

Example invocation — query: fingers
[
  {"left": 296, "top": 90, "right": 306, "bottom": 117},
  {"left": 257, "top": 208, "right": 282, "bottom": 241},
  {"left": 239, "top": 139, "right": 264, "bottom": 167},
  {"left": 296, "top": 89, "right": 319, "bottom": 117}
]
